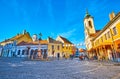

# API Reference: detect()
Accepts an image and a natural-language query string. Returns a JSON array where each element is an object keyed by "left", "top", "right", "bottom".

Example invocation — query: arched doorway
[
  {"left": 43, "top": 49, "right": 47, "bottom": 59},
  {"left": 7, "top": 50, "right": 10, "bottom": 57},
  {"left": 22, "top": 50, "right": 25, "bottom": 57},
  {"left": 17, "top": 50, "right": 21, "bottom": 57},
  {"left": 26, "top": 47, "right": 30, "bottom": 56},
  {"left": 30, "top": 49, "right": 34, "bottom": 59},
  {"left": 57, "top": 53, "right": 60, "bottom": 60},
  {"left": 33, "top": 49, "right": 38, "bottom": 59}
]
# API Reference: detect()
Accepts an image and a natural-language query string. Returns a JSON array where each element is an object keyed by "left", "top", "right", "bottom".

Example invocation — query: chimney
[{"left": 109, "top": 12, "right": 115, "bottom": 20}]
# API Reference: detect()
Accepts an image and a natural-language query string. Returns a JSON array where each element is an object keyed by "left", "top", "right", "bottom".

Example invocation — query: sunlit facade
[
  {"left": 0, "top": 30, "right": 32, "bottom": 46},
  {"left": 47, "top": 37, "right": 63, "bottom": 58},
  {"left": 56, "top": 36, "right": 76, "bottom": 58},
  {"left": 84, "top": 11, "right": 120, "bottom": 61},
  {"left": 0, "top": 30, "right": 33, "bottom": 57}
]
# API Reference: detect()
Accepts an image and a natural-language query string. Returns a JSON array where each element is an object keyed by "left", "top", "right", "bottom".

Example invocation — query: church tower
[{"left": 84, "top": 10, "right": 96, "bottom": 39}]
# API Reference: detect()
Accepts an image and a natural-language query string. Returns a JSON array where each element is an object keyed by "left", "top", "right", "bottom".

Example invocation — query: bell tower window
[{"left": 88, "top": 21, "right": 92, "bottom": 28}]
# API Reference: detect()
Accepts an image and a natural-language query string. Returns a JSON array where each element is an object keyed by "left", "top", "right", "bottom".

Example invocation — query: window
[
  {"left": 105, "top": 34, "right": 107, "bottom": 40},
  {"left": 17, "top": 50, "right": 20, "bottom": 55},
  {"left": 107, "top": 31, "right": 111, "bottom": 38},
  {"left": 52, "top": 45, "right": 54, "bottom": 50},
  {"left": 101, "top": 37, "right": 103, "bottom": 42},
  {"left": 66, "top": 47, "right": 68, "bottom": 49},
  {"left": 22, "top": 50, "right": 25, "bottom": 55},
  {"left": 88, "top": 21, "right": 92, "bottom": 28},
  {"left": 57, "top": 46, "right": 60, "bottom": 50},
  {"left": 113, "top": 27, "right": 117, "bottom": 35},
  {"left": 26, "top": 50, "right": 29, "bottom": 55}
]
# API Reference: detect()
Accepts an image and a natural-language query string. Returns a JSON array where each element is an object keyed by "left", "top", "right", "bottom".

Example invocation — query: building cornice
[{"left": 92, "top": 12, "right": 120, "bottom": 41}]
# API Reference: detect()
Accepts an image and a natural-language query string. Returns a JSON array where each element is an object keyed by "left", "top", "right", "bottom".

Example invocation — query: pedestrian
[
  {"left": 79, "top": 54, "right": 84, "bottom": 60},
  {"left": 84, "top": 54, "right": 89, "bottom": 60},
  {"left": 57, "top": 53, "right": 60, "bottom": 60},
  {"left": 70, "top": 54, "right": 74, "bottom": 60}
]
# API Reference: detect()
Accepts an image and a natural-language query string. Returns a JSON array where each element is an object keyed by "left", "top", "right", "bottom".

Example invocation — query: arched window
[
  {"left": 30, "top": 50, "right": 34, "bottom": 55},
  {"left": 57, "top": 46, "right": 60, "bottom": 50},
  {"left": 35, "top": 49, "right": 38, "bottom": 55},
  {"left": 26, "top": 50, "right": 29, "bottom": 55},
  {"left": 88, "top": 21, "right": 92, "bottom": 28},
  {"left": 18, "top": 50, "right": 21, "bottom": 55},
  {"left": 22, "top": 50, "right": 25, "bottom": 55}
]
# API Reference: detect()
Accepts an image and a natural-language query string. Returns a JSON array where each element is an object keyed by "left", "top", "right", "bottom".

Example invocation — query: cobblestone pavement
[{"left": 0, "top": 58, "right": 120, "bottom": 79}]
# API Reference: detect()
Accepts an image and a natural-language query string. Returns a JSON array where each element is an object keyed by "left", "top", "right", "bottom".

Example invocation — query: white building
[
  {"left": 1, "top": 40, "right": 48, "bottom": 59},
  {"left": 1, "top": 41, "right": 17, "bottom": 57},
  {"left": 0, "top": 45, "right": 3, "bottom": 56},
  {"left": 16, "top": 41, "right": 48, "bottom": 59}
]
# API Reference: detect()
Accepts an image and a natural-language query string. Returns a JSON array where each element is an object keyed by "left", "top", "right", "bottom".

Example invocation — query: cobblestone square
[{"left": 0, "top": 58, "right": 120, "bottom": 79}]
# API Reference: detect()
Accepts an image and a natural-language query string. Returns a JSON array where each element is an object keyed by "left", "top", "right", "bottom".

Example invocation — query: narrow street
[{"left": 0, "top": 58, "right": 120, "bottom": 79}]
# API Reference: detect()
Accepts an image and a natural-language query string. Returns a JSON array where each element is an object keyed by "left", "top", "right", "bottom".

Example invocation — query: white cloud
[{"left": 57, "top": 28, "right": 76, "bottom": 38}]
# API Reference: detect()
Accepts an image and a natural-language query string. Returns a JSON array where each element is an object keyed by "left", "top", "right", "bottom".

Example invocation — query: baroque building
[
  {"left": 56, "top": 36, "right": 76, "bottom": 58},
  {"left": 0, "top": 30, "right": 32, "bottom": 57},
  {"left": 84, "top": 11, "right": 120, "bottom": 61},
  {"left": 47, "top": 37, "right": 63, "bottom": 58}
]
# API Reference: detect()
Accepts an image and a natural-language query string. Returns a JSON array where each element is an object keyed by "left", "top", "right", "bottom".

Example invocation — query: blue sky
[{"left": 0, "top": 0, "right": 120, "bottom": 48}]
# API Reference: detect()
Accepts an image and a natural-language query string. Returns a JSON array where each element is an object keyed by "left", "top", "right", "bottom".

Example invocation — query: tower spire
[
  {"left": 84, "top": 9, "right": 91, "bottom": 18},
  {"left": 86, "top": 9, "right": 89, "bottom": 15}
]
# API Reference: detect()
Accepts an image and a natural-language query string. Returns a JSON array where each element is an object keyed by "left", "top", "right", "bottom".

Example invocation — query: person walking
[{"left": 57, "top": 53, "right": 60, "bottom": 60}]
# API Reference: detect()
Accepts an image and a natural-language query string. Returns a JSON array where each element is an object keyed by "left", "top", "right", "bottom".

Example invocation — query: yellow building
[
  {"left": 0, "top": 30, "right": 32, "bottom": 46},
  {"left": 47, "top": 37, "right": 63, "bottom": 58},
  {"left": 56, "top": 36, "right": 76, "bottom": 58},
  {"left": 84, "top": 11, "right": 120, "bottom": 61}
]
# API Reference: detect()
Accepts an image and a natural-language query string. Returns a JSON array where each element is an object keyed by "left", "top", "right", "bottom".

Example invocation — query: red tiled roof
[
  {"left": 90, "top": 30, "right": 101, "bottom": 37},
  {"left": 17, "top": 40, "right": 48, "bottom": 46},
  {"left": 17, "top": 41, "right": 38, "bottom": 46},
  {"left": 0, "top": 32, "right": 32, "bottom": 43},
  {"left": 48, "top": 37, "right": 61, "bottom": 44},
  {"left": 39, "top": 40, "right": 48, "bottom": 44},
  {"left": 59, "top": 36, "right": 72, "bottom": 44}
]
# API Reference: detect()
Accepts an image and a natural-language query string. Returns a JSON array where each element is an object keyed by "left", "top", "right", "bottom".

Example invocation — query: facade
[
  {"left": 56, "top": 36, "right": 76, "bottom": 58},
  {"left": 1, "top": 41, "right": 17, "bottom": 57},
  {"left": 84, "top": 11, "right": 100, "bottom": 58},
  {"left": 0, "top": 30, "right": 76, "bottom": 59},
  {"left": 47, "top": 37, "right": 63, "bottom": 58},
  {"left": 16, "top": 40, "right": 48, "bottom": 59},
  {"left": 84, "top": 11, "right": 120, "bottom": 61},
  {"left": 0, "top": 45, "right": 3, "bottom": 56},
  {"left": 0, "top": 30, "right": 32, "bottom": 46},
  {"left": 0, "top": 30, "right": 33, "bottom": 57},
  {"left": 1, "top": 40, "right": 48, "bottom": 59}
]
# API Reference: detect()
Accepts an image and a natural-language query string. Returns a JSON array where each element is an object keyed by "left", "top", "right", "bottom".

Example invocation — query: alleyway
[{"left": 0, "top": 58, "right": 120, "bottom": 79}]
